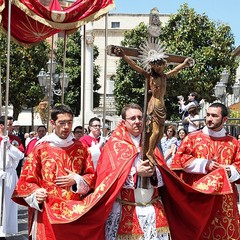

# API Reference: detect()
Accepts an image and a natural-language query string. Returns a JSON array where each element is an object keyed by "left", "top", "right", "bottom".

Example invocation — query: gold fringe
[{"left": 12, "top": 0, "right": 115, "bottom": 30}]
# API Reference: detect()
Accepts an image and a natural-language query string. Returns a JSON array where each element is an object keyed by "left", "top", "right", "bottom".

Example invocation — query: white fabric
[
  {"left": 184, "top": 158, "right": 208, "bottom": 174},
  {"left": 24, "top": 193, "right": 42, "bottom": 211},
  {"left": 89, "top": 142, "right": 101, "bottom": 170},
  {"left": 36, "top": 133, "right": 74, "bottom": 148},
  {"left": 202, "top": 126, "right": 226, "bottom": 137},
  {"left": 72, "top": 174, "right": 90, "bottom": 195},
  {"left": 228, "top": 165, "right": 240, "bottom": 182},
  {"left": 105, "top": 134, "right": 168, "bottom": 240},
  {"left": 0, "top": 140, "right": 24, "bottom": 237},
  {"left": 188, "top": 114, "right": 199, "bottom": 133}
]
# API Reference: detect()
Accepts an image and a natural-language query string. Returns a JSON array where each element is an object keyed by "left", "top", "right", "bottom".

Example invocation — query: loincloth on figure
[{"left": 146, "top": 105, "right": 166, "bottom": 133}]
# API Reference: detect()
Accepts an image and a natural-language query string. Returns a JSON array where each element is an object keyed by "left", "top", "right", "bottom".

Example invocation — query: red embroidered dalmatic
[
  {"left": 12, "top": 140, "right": 96, "bottom": 240},
  {"left": 169, "top": 130, "right": 240, "bottom": 240}
]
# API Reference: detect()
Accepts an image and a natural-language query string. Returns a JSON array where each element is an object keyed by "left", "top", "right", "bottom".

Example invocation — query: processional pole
[
  {"left": 81, "top": 25, "right": 86, "bottom": 129},
  {"left": 61, "top": 32, "right": 67, "bottom": 105},
  {"left": 1, "top": 0, "right": 12, "bottom": 226},
  {"left": 102, "top": 13, "right": 108, "bottom": 135}
]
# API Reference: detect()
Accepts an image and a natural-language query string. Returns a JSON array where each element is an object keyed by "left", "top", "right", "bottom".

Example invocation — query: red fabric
[
  {"left": 24, "top": 137, "right": 37, "bottom": 157},
  {"left": 8, "top": 134, "right": 25, "bottom": 153},
  {"left": 12, "top": 141, "right": 96, "bottom": 239},
  {"left": 79, "top": 134, "right": 100, "bottom": 148},
  {"left": 0, "top": 0, "right": 115, "bottom": 45},
  {"left": 169, "top": 130, "right": 240, "bottom": 239}
]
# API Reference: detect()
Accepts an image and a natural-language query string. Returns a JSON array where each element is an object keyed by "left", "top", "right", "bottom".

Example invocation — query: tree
[
  {"left": 113, "top": 4, "right": 238, "bottom": 119},
  {"left": 54, "top": 31, "right": 101, "bottom": 116},
  {"left": 0, "top": 33, "right": 50, "bottom": 119}
]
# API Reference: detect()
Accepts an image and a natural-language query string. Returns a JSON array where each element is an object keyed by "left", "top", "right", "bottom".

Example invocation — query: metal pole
[
  {"left": 61, "top": 32, "right": 67, "bottom": 104},
  {"left": 47, "top": 36, "right": 54, "bottom": 133},
  {"left": 1, "top": 0, "right": 12, "bottom": 226},
  {"left": 81, "top": 26, "right": 86, "bottom": 129},
  {"left": 0, "top": 58, "right": 2, "bottom": 116},
  {"left": 102, "top": 14, "right": 108, "bottom": 135}
]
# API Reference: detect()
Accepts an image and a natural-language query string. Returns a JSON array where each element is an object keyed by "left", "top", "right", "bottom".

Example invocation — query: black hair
[
  {"left": 209, "top": 102, "right": 228, "bottom": 118},
  {"left": 73, "top": 126, "right": 83, "bottom": 133},
  {"left": 89, "top": 117, "right": 100, "bottom": 126},
  {"left": 51, "top": 105, "right": 73, "bottom": 122}
]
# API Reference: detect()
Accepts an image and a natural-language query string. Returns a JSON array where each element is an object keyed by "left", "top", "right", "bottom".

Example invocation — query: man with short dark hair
[
  {"left": 171, "top": 102, "right": 240, "bottom": 239},
  {"left": 12, "top": 105, "right": 95, "bottom": 240},
  {"left": 80, "top": 117, "right": 105, "bottom": 169}
]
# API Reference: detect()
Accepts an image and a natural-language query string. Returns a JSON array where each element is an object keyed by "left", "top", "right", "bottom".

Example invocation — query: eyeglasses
[
  {"left": 57, "top": 121, "right": 73, "bottom": 126},
  {"left": 74, "top": 131, "right": 82, "bottom": 134},
  {"left": 125, "top": 115, "right": 143, "bottom": 121},
  {"left": 91, "top": 124, "right": 101, "bottom": 128}
]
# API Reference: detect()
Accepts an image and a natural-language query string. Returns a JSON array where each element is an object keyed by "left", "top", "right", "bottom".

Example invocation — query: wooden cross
[{"left": 107, "top": 8, "right": 192, "bottom": 188}]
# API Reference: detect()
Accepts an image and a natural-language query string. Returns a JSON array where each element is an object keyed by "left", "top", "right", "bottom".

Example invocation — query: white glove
[{"left": 0, "top": 170, "right": 6, "bottom": 179}]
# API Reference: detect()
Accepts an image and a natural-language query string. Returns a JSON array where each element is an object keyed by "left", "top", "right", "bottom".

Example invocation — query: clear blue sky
[{"left": 111, "top": 0, "right": 240, "bottom": 47}]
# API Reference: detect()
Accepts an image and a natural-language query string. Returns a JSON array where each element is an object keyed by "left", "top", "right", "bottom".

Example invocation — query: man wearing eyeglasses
[
  {"left": 95, "top": 103, "right": 170, "bottom": 239},
  {"left": 12, "top": 105, "right": 95, "bottom": 240},
  {"left": 80, "top": 117, "right": 102, "bottom": 147},
  {"left": 80, "top": 117, "right": 106, "bottom": 169}
]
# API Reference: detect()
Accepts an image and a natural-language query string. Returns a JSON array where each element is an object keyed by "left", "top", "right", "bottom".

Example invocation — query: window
[{"left": 111, "top": 22, "right": 120, "bottom": 28}]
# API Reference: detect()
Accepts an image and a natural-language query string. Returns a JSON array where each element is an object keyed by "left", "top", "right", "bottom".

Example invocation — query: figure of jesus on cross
[
  {"left": 114, "top": 43, "right": 193, "bottom": 165},
  {"left": 108, "top": 8, "right": 194, "bottom": 167}
]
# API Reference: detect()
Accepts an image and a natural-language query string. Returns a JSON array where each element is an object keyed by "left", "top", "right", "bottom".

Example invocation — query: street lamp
[
  {"left": 37, "top": 60, "right": 69, "bottom": 104},
  {"left": 214, "top": 68, "right": 240, "bottom": 105},
  {"left": 37, "top": 60, "right": 69, "bottom": 129}
]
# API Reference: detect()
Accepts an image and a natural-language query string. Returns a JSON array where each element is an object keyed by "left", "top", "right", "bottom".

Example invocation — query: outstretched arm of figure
[
  {"left": 114, "top": 47, "right": 148, "bottom": 78},
  {"left": 165, "top": 57, "right": 193, "bottom": 78}
]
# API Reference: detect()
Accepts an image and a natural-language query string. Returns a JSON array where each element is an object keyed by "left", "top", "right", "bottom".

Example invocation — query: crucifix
[{"left": 107, "top": 8, "right": 194, "bottom": 187}]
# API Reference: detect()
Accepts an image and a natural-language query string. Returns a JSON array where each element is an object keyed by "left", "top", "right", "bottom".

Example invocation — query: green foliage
[
  {"left": 54, "top": 31, "right": 101, "bottom": 115},
  {"left": 0, "top": 33, "right": 50, "bottom": 119},
  {"left": 113, "top": 4, "right": 238, "bottom": 119},
  {"left": 113, "top": 23, "right": 148, "bottom": 113}
]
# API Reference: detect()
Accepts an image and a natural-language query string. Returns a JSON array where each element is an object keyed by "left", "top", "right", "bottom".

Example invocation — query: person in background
[
  {"left": 183, "top": 104, "right": 200, "bottom": 133},
  {"left": 6, "top": 116, "right": 25, "bottom": 178},
  {"left": 171, "top": 102, "right": 240, "bottom": 239},
  {"left": 25, "top": 131, "right": 35, "bottom": 148},
  {"left": 171, "top": 128, "right": 188, "bottom": 159},
  {"left": 159, "top": 125, "right": 177, "bottom": 166},
  {"left": 12, "top": 121, "right": 25, "bottom": 146},
  {"left": 179, "top": 92, "right": 199, "bottom": 131},
  {"left": 80, "top": 117, "right": 105, "bottom": 169},
  {"left": 0, "top": 116, "right": 24, "bottom": 238},
  {"left": 96, "top": 103, "right": 170, "bottom": 239},
  {"left": 73, "top": 126, "right": 84, "bottom": 141},
  {"left": 12, "top": 104, "right": 95, "bottom": 240},
  {"left": 24, "top": 125, "right": 47, "bottom": 158}
]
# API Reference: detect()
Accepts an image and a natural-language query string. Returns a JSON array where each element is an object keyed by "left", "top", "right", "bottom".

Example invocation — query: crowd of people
[
  {"left": 0, "top": 99, "right": 238, "bottom": 239},
  {"left": 0, "top": 94, "right": 239, "bottom": 239}
]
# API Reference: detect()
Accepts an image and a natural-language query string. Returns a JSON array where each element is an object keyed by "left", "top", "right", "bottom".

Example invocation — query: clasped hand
[{"left": 137, "top": 160, "right": 156, "bottom": 177}]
